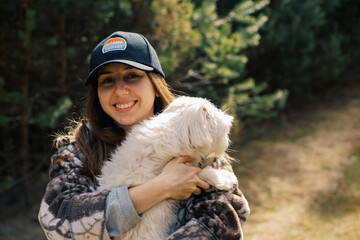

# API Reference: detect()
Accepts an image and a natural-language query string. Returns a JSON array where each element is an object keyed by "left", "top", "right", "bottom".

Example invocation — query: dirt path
[{"left": 234, "top": 85, "right": 360, "bottom": 240}]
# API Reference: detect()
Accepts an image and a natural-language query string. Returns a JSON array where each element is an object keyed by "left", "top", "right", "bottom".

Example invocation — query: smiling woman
[
  {"left": 97, "top": 63, "right": 157, "bottom": 131},
  {"left": 37, "top": 31, "right": 249, "bottom": 240}
]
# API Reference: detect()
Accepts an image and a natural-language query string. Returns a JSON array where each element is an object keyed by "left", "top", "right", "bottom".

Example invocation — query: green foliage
[
  {"left": 151, "top": 0, "right": 201, "bottom": 77},
  {"left": 0, "top": 176, "right": 14, "bottom": 192},
  {"left": 0, "top": 76, "right": 24, "bottom": 126},
  {"left": 224, "top": 78, "right": 288, "bottom": 124},
  {"left": 251, "top": 0, "right": 360, "bottom": 103},
  {"left": 5, "top": 92, "right": 24, "bottom": 102},
  {"left": 167, "top": 0, "right": 286, "bottom": 126},
  {"left": 0, "top": 115, "right": 8, "bottom": 127},
  {"left": 17, "top": 9, "right": 36, "bottom": 48},
  {"left": 31, "top": 97, "right": 73, "bottom": 129},
  {"left": 66, "top": 47, "right": 76, "bottom": 58},
  {"left": 46, "top": 37, "right": 58, "bottom": 47},
  {"left": 26, "top": 9, "right": 36, "bottom": 32}
]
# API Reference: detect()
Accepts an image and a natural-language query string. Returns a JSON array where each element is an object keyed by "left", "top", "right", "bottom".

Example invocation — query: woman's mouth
[{"left": 114, "top": 100, "right": 137, "bottom": 110}]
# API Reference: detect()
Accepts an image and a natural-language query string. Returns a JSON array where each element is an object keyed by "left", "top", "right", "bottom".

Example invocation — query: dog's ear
[
  {"left": 200, "top": 102, "right": 233, "bottom": 155},
  {"left": 184, "top": 103, "right": 214, "bottom": 149},
  {"left": 169, "top": 96, "right": 233, "bottom": 155},
  {"left": 214, "top": 110, "right": 233, "bottom": 153}
]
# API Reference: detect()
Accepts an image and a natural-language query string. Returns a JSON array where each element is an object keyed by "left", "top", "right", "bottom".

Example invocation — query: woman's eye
[
  {"left": 102, "top": 78, "right": 114, "bottom": 84},
  {"left": 127, "top": 73, "right": 140, "bottom": 79},
  {"left": 124, "top": 73, "right": 142, "bottom": 83}
]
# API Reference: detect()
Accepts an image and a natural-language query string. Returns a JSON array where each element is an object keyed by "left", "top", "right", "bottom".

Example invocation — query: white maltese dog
[{"left": 98, "top": 96, "right": 239, "bottom": 240}]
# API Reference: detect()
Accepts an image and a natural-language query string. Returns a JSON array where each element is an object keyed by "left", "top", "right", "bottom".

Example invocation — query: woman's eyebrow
[
  {"left": 97, "top": 71, "right": 112, "bottom": 77},
  {"left": 125, "top": 66, "right": 135, "bottom": 70},
  {"left": 98, "top": 66, "right": 138, "bottom": 76}
]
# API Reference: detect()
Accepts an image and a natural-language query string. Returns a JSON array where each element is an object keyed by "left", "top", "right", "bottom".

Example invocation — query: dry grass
[{"left": 233, "top": 85, "right": 360, "bottom": 240}]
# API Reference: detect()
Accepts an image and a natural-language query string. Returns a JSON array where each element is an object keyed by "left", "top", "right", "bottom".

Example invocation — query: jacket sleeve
[
  {"left": 38, "top": 138, "right": 111, "bottom": 240},
  {"left": 168, "top": 188, "right": 250, "bottom": 240}
]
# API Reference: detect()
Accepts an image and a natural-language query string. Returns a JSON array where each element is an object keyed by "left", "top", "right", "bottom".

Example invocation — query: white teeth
[{"left": 115, "top": 101, "right": 135, "bottom": 109}]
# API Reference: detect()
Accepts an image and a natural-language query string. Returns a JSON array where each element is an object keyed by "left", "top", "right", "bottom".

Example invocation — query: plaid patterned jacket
[{"left": 38, "top": 137, "right": 250, "bottom": 240}]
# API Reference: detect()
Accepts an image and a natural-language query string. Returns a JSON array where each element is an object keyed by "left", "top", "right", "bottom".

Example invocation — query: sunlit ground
[{"left": 234, "top": 86, "right": 360, "bottom": 240}]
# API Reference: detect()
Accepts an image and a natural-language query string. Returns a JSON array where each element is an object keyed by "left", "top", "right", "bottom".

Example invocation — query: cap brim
[
  {"left": 117, "top": 60, "right": 154, "bottom": 71},
  {"left": 85, "top": 60, "right": 154, "bottom": 85}
]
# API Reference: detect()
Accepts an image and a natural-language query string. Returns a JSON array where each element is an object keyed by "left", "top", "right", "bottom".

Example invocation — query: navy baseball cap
[{"left": 85, "top": 31, "right": 165, "bottom": 85}]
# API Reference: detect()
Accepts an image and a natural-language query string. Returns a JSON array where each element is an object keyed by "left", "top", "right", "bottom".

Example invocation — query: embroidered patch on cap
[{"left": 102, "top": 37, "right": 127, "bottom": 53}]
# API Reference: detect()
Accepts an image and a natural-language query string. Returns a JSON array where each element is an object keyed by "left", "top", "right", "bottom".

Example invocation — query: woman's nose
[{"left": 114, "top": 79, "right": 129, "bottom": 96}]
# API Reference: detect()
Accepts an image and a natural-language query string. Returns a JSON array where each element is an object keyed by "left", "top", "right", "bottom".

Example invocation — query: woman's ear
[{"left": 155, "top": 91, "right": 160, "bottom": 97}]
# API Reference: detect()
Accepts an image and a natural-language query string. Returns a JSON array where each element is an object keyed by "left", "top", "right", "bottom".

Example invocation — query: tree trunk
[
  {"left": 19, "top": 0, "right": 31, "bottom": 208},
  {"left": 60, "top": 14, "right": 67, "bottom": 90}
]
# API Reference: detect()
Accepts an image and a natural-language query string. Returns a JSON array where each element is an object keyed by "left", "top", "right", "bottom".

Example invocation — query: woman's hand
[
  {"left": 128, "top": 156, "right": 210, "bottom": 214},
  {"left": 158, "top": 156, "right": 211, "bottom": 200}
]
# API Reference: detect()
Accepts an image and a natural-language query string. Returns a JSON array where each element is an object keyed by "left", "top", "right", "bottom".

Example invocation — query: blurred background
[{"left": 1, "top": 0, "right": 359, "bottom": 239}]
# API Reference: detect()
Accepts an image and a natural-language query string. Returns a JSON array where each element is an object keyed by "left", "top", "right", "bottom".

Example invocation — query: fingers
[
  {"left": 164, "top": 155, "right": 211, "bottom": 199},
  {"left": 192, "top": 180, "right": 210, "bottom": 195},
  {"left": 175, "top": 155, "right": 193, "bottom": 164},
  {"left": 192, "top": 179, "right": 210, "bottom": 196},
  {"left": 193, "top": 187, "right": 201, "bottom": 195},
  {"left": 197, "top": 178, "right": 210, "bottom": 190},
  {"left": 176, "top": 156, "right": 211, "bottom": 190}
]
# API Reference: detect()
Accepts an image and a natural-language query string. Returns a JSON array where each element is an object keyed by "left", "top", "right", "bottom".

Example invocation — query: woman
[{"left": 38, "top": 31, "right": 249, "bottom": 240}]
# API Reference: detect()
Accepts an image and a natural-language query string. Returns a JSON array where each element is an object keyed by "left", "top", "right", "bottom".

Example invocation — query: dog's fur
[{"left": 98, "top": 96, "right": 238, "bottom": 240}]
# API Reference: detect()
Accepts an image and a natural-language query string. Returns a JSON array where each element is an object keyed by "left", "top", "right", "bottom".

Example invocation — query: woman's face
[{"left": 97, "top": 63, "right": 157, "bottom": 131}]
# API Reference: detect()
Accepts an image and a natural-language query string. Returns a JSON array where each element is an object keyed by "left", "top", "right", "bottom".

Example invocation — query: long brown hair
[{"left": 62, "top": 72, "right": 174, "bottom": 183}]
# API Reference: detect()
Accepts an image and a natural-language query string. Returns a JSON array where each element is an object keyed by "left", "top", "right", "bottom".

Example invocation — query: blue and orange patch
[{"left": 102, "top": 37, "right": 127, "bottom": 53}]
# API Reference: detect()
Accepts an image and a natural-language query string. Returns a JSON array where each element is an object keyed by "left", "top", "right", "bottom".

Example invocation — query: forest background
[{"left": 0, "top": 0, "right": 359, "bottom": 238}]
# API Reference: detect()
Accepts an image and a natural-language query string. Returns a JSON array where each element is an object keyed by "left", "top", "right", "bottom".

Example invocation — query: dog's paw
[{"left": 198, "top": 166, "right": 238, "bottom": 191}]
